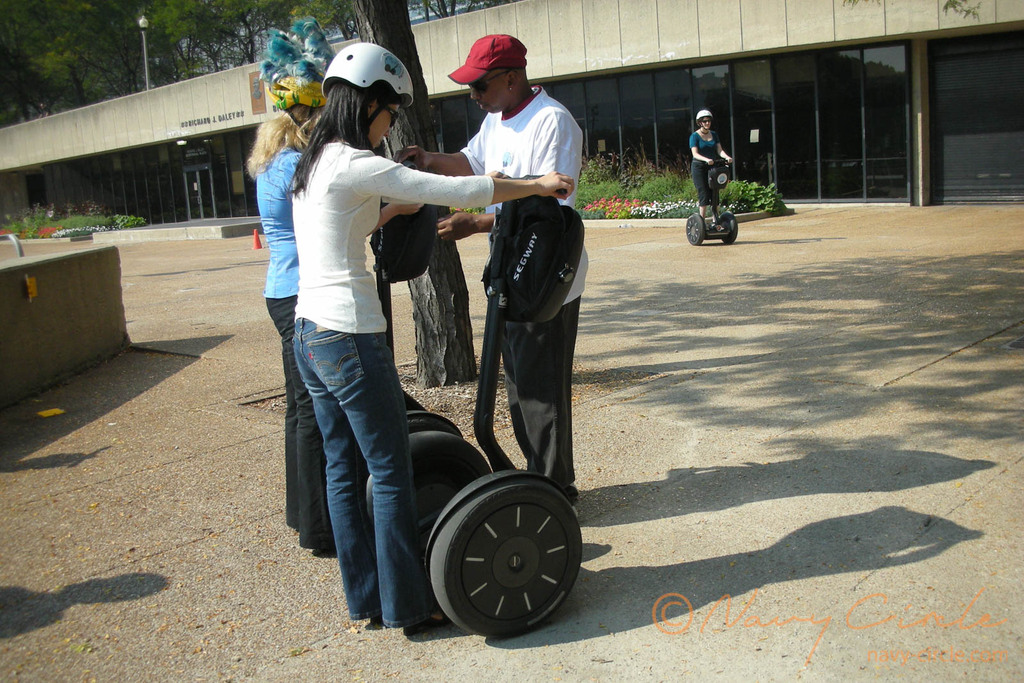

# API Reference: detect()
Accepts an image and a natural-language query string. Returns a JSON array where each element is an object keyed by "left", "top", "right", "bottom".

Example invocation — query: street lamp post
[{"left": 138, "top": 15, "right": 150, "bottom": 91}]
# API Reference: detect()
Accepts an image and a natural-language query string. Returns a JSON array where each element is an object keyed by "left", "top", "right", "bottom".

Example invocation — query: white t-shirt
[
  {"left": 293, "top": 143, "right": 494, "bottom": 334},
  {"left": 462, "top": 87, "right": 588, "bottom": 303}
]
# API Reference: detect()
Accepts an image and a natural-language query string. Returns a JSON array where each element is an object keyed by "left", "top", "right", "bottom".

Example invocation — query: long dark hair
[{"left": 292, "top": 79, "right": 402, "bottom": 196}]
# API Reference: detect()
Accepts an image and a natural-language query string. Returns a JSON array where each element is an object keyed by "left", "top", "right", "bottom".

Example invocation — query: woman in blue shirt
[
  {"left": 689, "top": 109, "right": 732, "bottom": 223},
  {"left": 246, "top": 20, "right": 335, "bottom": 556}
]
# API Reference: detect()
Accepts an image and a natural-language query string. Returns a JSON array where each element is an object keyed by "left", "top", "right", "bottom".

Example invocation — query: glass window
[
  {"left": 225, "top": 132, "right": 250, "bottom": 217},
  {"left": 439, "top": 97, "right": 470, "bottom": 153},
  {"left": 168, "top": 144, "right": 185, "bottom": 223},
  {"left": 209, "top": 136, "right": 230, "bottom": 218},
  {"left": 691, "top": 64, "right": 731, "bottom": 153},
  {"left": 467, "top": 97, "right": 486, "bottom": 138},
  {"left": 819, "top": 50, "right": 865, "bottom": 199},
  {"left": 619, "top": 73, "right": 656, "bottom": 163},
  {"left": 773, "top": 54, "right": 818, "bottom": 199},
  {"left": 548, "top": 82, "right": 587, "bottom": 153},
  {"left": 143, "top": 147, "right": 162, "bottom": 224},
  {"left": 864, "top": 45, "right": 908, "bottom": 199},
  {"left": 654, "top": 68, "right": 692, "bottom": 169},
  {"left": 731, "top": 59, "right": 773, "bottom": 186},
  {"left": 584, "top": 78, "right": 620, "bottom": 159}
]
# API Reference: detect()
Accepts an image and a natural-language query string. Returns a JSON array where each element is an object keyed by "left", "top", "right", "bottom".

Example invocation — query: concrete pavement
[{"left": 1, "top": 205, "right": 1022, "bottom": 681}]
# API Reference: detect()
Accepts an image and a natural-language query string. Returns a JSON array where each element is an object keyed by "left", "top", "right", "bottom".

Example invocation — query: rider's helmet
[
  {"left": 324, "top": 42, "right": 414, "bottom": 108},
  {"left": 696, "top": 109, "right": 713, "bottom": 122}
]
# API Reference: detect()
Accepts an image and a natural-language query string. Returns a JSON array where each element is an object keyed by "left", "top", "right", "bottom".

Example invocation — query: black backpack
[
  {"left": 486, "top": 195, "right": 584, "bottom": 323},
  {"left": 371, "top": 204, "right": 438, "bottom": 283}
]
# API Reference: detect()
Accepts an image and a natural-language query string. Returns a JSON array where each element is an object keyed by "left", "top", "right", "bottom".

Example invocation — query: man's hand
[
  {"left": 437, "top": 212, "right": 493, "bottom": 241},
  {"left": 394, "top": 145, "right": 430, "bottom": 169}
]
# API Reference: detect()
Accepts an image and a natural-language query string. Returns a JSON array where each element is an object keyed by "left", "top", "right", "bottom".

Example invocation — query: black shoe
[
  {"left": 403, "top": 612, "right": 450, "bottom": 637},
  {"left": 310, "top": 545, "right": 336, "bottom": 558},
  {"left": 367, "top": 615, "right": 384, "bottom": 630},
  {"left": 564, "top": 484, "right": 579, "bottom": 506}
]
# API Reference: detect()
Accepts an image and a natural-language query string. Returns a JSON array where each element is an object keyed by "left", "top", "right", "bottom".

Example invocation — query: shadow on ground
[
  {"left": 0, "top": 335, "right": 231, "bottom": 466},
  {"left": 492, "top": 506, "right": 981, "bottom": 647},
  {"left": 0, "top": 573, "right": 169, "bottom": 638},
  {"left": 578, "top": 446, "right": 994, "bottom": 527}
]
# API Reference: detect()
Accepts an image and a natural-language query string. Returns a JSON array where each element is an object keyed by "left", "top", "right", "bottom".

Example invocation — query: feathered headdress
[{"left": 259, "top": 17, "right": 335, "bottom": 110}]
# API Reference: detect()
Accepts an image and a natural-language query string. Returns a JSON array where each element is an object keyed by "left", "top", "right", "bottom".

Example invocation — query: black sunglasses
[
  {"left": 469, "top": 69, "right": 513, "bottom": 93},
  {"left": 368, "top": 104, "right": 400, "bottom": 129}
]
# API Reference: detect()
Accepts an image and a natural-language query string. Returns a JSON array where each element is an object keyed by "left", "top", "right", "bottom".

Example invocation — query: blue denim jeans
[{"left": 293, "top": 318, "right": 432, "bottom": 628}]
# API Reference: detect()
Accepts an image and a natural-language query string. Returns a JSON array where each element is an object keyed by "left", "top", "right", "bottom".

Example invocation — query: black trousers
[
  {"left": 691, "top": 161, "right": 711, "bottom": 207},
  {"left": 266, "top": 296, "right": 334, "bottom": 550},
  {"left": 502, "top": 296, "right": 581, "bottom": 490}
]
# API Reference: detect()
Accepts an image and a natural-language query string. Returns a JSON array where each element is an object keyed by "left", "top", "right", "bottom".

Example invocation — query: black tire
[
  {"left": 367, "top": 430, "right": 490, "bottom": 553},
  {"left": 428, "top": 471, "right": 582, "bottom": 637},
  {"left": 406, "top": 410, "right": 461, "bottom": 437},
  {"left": 686, "top": 213, "right": 705, "bottom": 246},
  {"left": 719, "top": 212, "right": 738, "bottom": 244}
]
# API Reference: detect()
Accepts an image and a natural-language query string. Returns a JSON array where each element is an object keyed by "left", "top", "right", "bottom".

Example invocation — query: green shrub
[
  {"left": 620, "top": 156, "right": 659, "bottom": 193},
  {"left": 575, "top": 180, "right": 623, "bottom": 209},
  {"left": 721, "top": 180, "right": 787, "bottom": 215},
  {"left": 56, "top": 215, "right": 109, "bottom": 230},
  {"left": 580, "top": 155, "right": 617, "bottom": 185},
  {"left": 111, "top": 214, "right": 147, "bottom": 229},
  {"left": 633, "top": 173, "right": 690, "bottom": 203}
]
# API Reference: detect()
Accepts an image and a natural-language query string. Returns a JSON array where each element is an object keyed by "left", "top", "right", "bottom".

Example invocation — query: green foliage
[
  {"left": 0, "top": 0, "right": 301, "bottom": 123},
  {"left": 111, "top": 214, "right": 147, "bottom": 229},
  {"left": 619, "top": 155, "right": 660, "bottom": 193},
  {"left": 56, "top": 215, "right": 110, "bottom": 230},
  {"left": 0, "top": 205, "right": 146, "bottom": 238},
  {"left": 633, "top": 173, "right": 691, "bottom": 203},
  {"left": 842, "top": 0, "right": 980, "bottom": 18},
  {"left": 579, "top": 156, "right": 618, "bottom": 185},
  {"left": 720, "top": 180, "right": 787, "bottom": 215},
  {"left": 576, "top": 180, "right": 624, "bottom": 210}
]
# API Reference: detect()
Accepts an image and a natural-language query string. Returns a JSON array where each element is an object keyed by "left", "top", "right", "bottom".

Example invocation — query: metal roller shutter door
[{"left": 931, "top": 33, "right": 1024, "bottom": 202}]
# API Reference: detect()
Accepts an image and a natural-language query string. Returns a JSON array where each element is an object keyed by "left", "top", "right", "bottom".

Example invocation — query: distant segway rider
[
  {"left": 395, "top": 34, "right": 586, "bottom": 504},
  {"left": 690, "top": 109, "right": 732, "bottom": 223},
  {"left": 289, "top": 42, "right": 575, "bottom": 634},
  {"left": 247, "top": 18, "right": 335, "bottom": 557}
]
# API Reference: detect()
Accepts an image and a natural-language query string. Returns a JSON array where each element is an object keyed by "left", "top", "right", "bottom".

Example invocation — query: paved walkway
[{"left": 2, "top": 205, "right": 1022, "bottom": 681}]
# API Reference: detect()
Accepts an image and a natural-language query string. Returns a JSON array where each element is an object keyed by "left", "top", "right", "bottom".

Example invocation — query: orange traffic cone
[{"left": 252, "top": 229, "right": 263, "bottom": 250}]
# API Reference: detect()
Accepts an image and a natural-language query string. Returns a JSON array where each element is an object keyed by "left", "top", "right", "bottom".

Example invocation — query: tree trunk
[{"left": 353, "top": 0, "right": 477, "bottom": 388}]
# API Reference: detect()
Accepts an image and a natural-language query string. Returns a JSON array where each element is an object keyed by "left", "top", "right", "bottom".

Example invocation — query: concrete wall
[
  {"left": 0, "top": 0, "right": 1020, "bottom": 174},
  {"left": 0, "top": 247, "right": 128, "bottom": 409}
]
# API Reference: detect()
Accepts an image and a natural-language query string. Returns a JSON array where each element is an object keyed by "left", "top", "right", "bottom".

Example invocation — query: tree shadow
[
  {"left": 0, "top": 335, "right": 231, "bottom": 463},
  {"left": 579, "top": 446, "right": 994, "bottom": 527},
  {"left": 579, "top": 250, "right": 1024, "bottom": 448},
  {"left": 493, "top": 507, "right": 982, "bottom": 647},
  {"left": 0, "top": 573, "right": 168, "bottom": 638},
  {"left": 0, "top": 446, "right": 109, "bottom": 473}
]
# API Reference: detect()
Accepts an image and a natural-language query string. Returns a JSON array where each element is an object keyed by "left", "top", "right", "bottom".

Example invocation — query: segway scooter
[
  {"left": 686, "top": 159, "right": 738, "bottom": 246},
  {"left": 371, "top": 196, "right": 585, "bottom": 637},
  {"left": 371, "top": 204, "right": 492, "bottom": 550}
]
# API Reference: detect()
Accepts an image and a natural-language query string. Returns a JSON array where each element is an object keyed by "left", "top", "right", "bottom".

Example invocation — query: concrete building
[{"left": 0, "top": 0, "right": 1021, "bottom": 224}]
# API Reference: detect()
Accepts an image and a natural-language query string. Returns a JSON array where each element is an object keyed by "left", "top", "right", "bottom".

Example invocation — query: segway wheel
[
  {"left": 427, "top": 471, "right": 582, "bottom": 637},
  {"left": 367, "top": 430, "right": 491, "bottom": 552},
  {"left": 406, "top": 409, "right": 461, "bottom": 437},
  {"left": 686, "top": 213, "right": 705, "bottom": 246},
  {"left": 719, "top": 211, "right": 738, "bottom": 245}
]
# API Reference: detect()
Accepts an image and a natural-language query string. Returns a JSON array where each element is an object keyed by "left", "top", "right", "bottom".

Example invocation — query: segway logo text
[{"left": 513, "top": 232, "right": 538, "bottom": 281}]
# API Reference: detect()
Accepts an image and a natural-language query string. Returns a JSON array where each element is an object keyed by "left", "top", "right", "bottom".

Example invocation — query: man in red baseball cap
[
  {"left": 447, "top": 34, "right": 528, "bottom": 84},
  {"left": 396, "top": 34, "right": 586, "bottom": 505}
]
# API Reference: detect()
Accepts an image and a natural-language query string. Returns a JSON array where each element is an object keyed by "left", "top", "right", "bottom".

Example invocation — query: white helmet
[
  {"left": 696, "top": 109, "right": 713, "bottom": 121},
  {"left": 323, "top": 42, "right": 414, "bottom": 108}
]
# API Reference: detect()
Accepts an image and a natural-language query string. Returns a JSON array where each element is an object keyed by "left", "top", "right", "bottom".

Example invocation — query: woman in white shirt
[{"left": 290, "top": 42, "right": 573, "bottom": 636}]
